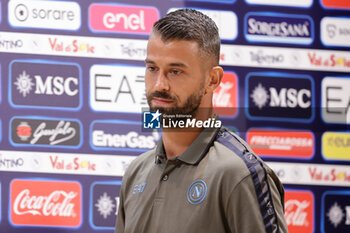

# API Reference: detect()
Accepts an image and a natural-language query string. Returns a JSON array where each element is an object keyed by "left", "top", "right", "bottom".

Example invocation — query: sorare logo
[
  {"left": 90, "top": 120, "right": 160, "bottom": 152},
  {"left": 246, "top": 128, "right": 314, "bottom": 159},
  {"left": 9, "top": 60, "right": 81, "bottom": 110},
  {"left": 245, "top": 12, "right": 314, "bottom": 45},
  {"left": 10, "top": 179, "right": 82, "bottom": 228},
  {"left": 10, "top": 117, "right": 82, "bottom": 148},
  {"left": 89, "top": 3, "right": 159, "bottom": 35},
  {"left": 322, "top": 191, "right": 350, "bottom": 233},
  {"left": 285, "top": 190, "right": 314, "bottom": 233},
  {"left": 90, "top": 182, "right": 121, "bottom": 230},
  {"left": 246, "top": 72, "right": 314, "bottom": 122}
]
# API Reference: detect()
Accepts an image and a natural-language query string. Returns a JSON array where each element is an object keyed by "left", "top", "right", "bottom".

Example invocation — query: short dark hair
[{"left": 152, "top": 9, "right": 220, "bottom": 65}]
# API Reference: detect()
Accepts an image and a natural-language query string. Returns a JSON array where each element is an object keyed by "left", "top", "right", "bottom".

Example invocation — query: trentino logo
[
  {"left": 9, "top": 60, "right": 82, "bottom": 110},
  {"left": 89, "top": 181, "right": 121, "bottom": 230},
  {"left": 90, "top": 120, "right": 160, "bottom": 152},
  {"left": 246, "top": 72, "right": 314, "bottom": 122},
  {"left": 245, "top": 12, "right": 314, "bottom": 45}
]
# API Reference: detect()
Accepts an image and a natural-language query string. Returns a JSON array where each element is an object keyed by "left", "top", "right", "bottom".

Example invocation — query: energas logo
[
  {"left": 10, "top": 116, "right": 82, "bottom": 148},
  {"left": 245, "top": 12, "right": 314, "bottom": 45},
  {"left": 9, "top": 179, "right": 82, "bottom": 228},
  {"left": 8, "top": 0, "right": 81, "bottom": 30},
  {"left": 9, "top": 60, "right": 81, "bottom": 110},
  {"left": 246, "top": 72, "right": 314, "bottom": 122},
  {"left": 90, "top": 120, "right": 160, "bottom": 152},
  {"left": 89, "top": 3, "right": 159, "bottom": 35}
]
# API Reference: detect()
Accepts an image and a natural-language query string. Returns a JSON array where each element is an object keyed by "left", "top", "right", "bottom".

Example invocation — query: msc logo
[
  {"left": 8, "top": 0, "right": 81, "bottom": 30},
  {"left": 89, "top": 3, "right": 159, "bottom": 35},
  {"left": 90, "top": 64, "right": 147, "bottom": 113},
  {"left": 245, "top": 12, "right": 314, "bottom": 45},
  {"left": 143, "top": 110, "right": 161, "bottom": 129},
  {"left": 322, "top": 132, "right": 350, "bottom": 161},
  {"left": 322, "top": 191, "right": 350, "bottom": 233},
  {"left": 187, "top": 180, "right": 207, "bottom": 205},
  {"left": 10, "top": 60, "right": 81, "bottom": 110},
  {"left": 91, "top": 120, "right": 160, "bottom": 152},
  {"left": 246, "top": 72, "right": 314, "bottom": 122},
  {"left": 322, "top": 77, "right": 350, "bottom": 124},
  {"left": 90, "top": 182, "right": 121, "bottom": 230}
]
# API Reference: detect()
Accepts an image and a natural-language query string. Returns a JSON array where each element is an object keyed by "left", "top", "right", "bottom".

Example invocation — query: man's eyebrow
[
  {"left": 169, "top": 62, "right": 187, "bottom": 68},
  {"left": 145, "top": 59, "right": 155, "bottom": 64}
]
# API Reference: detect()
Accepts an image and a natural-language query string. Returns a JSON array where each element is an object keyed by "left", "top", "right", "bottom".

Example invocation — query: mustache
[{"left": 148, "top": 91, "right": 176, "bottom": 101}]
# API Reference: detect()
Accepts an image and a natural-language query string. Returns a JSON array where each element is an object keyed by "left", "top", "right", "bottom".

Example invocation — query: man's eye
[
  {"left": 170, "top": 69, "right": 181, "bottom": 75},
  {"left": 147, "top": 66, "right": 156, "bottom": 71}
]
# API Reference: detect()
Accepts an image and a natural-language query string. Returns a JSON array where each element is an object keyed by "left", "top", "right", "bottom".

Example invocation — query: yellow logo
[{"left": 322, "top": 132, "right": 350, "bottom": 161}]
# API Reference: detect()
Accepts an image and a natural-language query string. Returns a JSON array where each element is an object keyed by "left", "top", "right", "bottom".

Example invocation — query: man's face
[{"left": 145, "top": 34, "right": 207, "bottom": 117}]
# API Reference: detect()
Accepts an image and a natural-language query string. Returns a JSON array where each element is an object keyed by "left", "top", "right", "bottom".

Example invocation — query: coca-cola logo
[
  {"left": 285, "top": 190, "right": 314, "bottom": 233},
  {"left": 10, "top": 179, "right": 82, "bottom": 227},
  {"left": 213, "top": 72, "right": 238, "bottom": 117}
]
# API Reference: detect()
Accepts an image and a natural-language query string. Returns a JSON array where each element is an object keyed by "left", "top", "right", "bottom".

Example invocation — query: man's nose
[{"left": 154, "top": 72, "right": 170, "bottom": 91}]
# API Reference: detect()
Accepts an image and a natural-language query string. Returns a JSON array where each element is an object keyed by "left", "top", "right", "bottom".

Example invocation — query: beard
[{"left": 147, "top": 88, "right": 204, "bottom": 120}]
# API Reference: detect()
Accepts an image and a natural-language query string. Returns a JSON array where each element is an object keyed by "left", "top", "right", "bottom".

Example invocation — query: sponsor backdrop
[{"left": 0, "top": 0, "right": 349, "bottom": 232}]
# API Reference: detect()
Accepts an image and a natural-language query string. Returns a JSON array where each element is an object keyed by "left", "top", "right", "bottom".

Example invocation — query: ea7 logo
[
  {"left": 9, "top": 60, "right": 81, "bottom": 110},
  {"left": 90, "top": 64, "right": 147, "bottom": 113},
  {"left": 246, "top": 72, "right": 314, "bottom": 122},
  {"left": 322, "top": 77, "right": 350, "bottom": 124}
]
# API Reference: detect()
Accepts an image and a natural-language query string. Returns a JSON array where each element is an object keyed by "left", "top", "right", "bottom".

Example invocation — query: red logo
[
  {"left": 321, "top": 0, "right": 350, "bottom": 9},
  {"left": 308, "top": 52, "right": 350, "bottom": 69},
  {"left": 10, "top": 179, "right": 82, "bottom": 227},
  {"left": 50, "top": 155, "right": 96, "bottom": 171},
  {"left": 49, "top": 38, "right": 95, "bottom": 54},
  {"left": 246, "top": 128, "right": 314, "bottom": 159},
  {"left": 16, "top": 122, "right": 32, "bottom": 141},
  {"left": 89, "top": 4, "right": 159, "bottom": 34},
  {"left": 213, "top": 72, "right": 238, "bottom": 117},
  {"left": 285, "top": 190, "right": 314, "bottom": 233}
]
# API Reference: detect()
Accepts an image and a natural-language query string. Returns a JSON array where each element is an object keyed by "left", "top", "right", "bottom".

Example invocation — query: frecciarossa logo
[
  {"left": 89, "top": 3, "right": 159, "bottom": 34},
  {"left": 246, "top": 72, "right": 314, "bottom": 122},
  {"left": 9, "top": 60, "right": 81, "bottom": 110},
  {"left": 244, "top": 12, "right": 314, "bottom": 45},
  {"left": 10, "top": 179, "right": 82, "bottom": 228},
  {"left": 90, "top": 120, "right": 160, "bottom": 152}
]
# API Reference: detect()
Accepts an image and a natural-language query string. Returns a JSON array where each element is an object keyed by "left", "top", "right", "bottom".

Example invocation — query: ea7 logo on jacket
[
  {"left": 9, "top": 60, "right": 81, "bottom": 110},
  {"left": 246, "top": 72, "right": 314, "bottom": 122}
]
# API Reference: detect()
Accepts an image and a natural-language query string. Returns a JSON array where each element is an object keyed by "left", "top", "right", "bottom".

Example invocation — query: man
[{"left": 116, "top": 9, "right": 288, "bottom": 233}]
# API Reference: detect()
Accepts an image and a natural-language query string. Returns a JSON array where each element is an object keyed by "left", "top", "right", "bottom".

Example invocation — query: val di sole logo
[
  {"left": 187, "top": 179, "right": 207, "bottom": 205},
  {"left": 9, "top": 60, "right": 82, "bottom": 110},
  {"left": 10, "top": 117, "right": 82, "bottom": 148},
  {"left": 90, "top": 182, "right": 121, "bottom": 230},
  {"left": 246, "top": 72, "right": 314, "bottom": 122},
  {"left": 322, "top": 191, "right": 350, "bottom": 233}
]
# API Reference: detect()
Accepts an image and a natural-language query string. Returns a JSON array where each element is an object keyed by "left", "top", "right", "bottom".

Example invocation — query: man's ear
[{"left": 205, "top": 66, "right": 224, "bottom": 94}]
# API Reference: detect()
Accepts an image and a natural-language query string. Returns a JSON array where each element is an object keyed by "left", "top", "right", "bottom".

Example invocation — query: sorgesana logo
[
  {"left": 10, "top": 116, "right": 82, "bottom": 148},
  {"left": 90, "top": 181, "right": 121, "bottom": 230},
  {"left": 9, "top": 60, "right": 82, "bottom": 110},
  {"left": 246, "top": 72, "right": 314, "bottom": 122},
  {"left": 89, "top": 3, "right": 159, "bottom": 35},
  {"left": 245, "top": 12, "right": 314, "bottom": 45},
  {"left": 90, "top": 120, "right": 160, "bottom": 152}
]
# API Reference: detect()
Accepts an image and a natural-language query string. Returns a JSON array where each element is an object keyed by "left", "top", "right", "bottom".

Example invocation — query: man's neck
[{"left": 161, "top": 109, "right": 213, "bottom": 159}]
